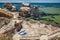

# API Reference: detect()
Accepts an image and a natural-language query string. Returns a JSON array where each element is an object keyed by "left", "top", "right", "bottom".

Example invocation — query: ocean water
[
  {"left": 0, "top": 3, "right": 60, "bottom": 11},
  {"left": 0, "top": 3, "right": 60, "bottom": 8}
]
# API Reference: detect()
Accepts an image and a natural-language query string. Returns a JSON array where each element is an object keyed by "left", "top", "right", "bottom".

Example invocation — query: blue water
[
  {"left": 0, "top": 3, "right": 60, "bottom": 11},
  {"left": 0, "top": 3, "right": 60, "bottom": 8},
  {"left": 0, "top": 3, "right": 22, "bottom": 11}
]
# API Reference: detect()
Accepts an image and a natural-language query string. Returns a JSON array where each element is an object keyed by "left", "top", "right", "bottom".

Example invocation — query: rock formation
[
  {"left": 0, "top": 9, "right": 13, "bottom": 18},
  {"left": 19, "top": 3, "right": 30, "bottom": 18},
  {"left": 0, "top": 16, "right": 60, "bottom": 40},
  {"left": 4, "top": 3, "right": 12, "bottom": 11}
]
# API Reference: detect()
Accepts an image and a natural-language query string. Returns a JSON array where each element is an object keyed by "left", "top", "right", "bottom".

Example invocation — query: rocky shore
[
  {"left": 0, "top": 15, "right": 60, "bottom": 40},
  {"left": 0, "top": 3, "right": 60, "bottom": 40}
]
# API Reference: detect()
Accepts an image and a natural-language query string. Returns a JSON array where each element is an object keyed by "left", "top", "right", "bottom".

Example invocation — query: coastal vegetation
[
  {"left": 40, "top": 7, "right": 60, "bottom": 27},
  {"left": 29, "top": 7, "right": 60, "bottom": 27}
]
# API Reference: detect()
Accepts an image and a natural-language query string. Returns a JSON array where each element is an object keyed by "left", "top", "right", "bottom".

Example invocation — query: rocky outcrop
[
  {"left": 0, "top": 17, "right": 60, "bottom": 40},
  {"left": 11, "top": 6, "right": 16, "bottom": 11},
  {"left": 0, "top": 17, "right": 10, "bottom": 29},
  {"left": 12, "top": 18, "right": 60, "bottom": 40},
  {"left": 0, "top": 9, "right": 13, "bottom": 18},
  {"left": 19, "top": 3, "right": 30, "bottom": 18},
  {"left": 4, "top": 3, "right": 12, "bottom": 11}
]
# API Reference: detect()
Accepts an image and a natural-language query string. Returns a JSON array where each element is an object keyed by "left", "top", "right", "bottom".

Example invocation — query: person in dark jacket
[{"left": 14, "top": 21, "right": 23, "bottom": 33}]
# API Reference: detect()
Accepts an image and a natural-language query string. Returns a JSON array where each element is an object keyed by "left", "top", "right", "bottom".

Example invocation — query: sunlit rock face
[
  {"left": 12, "top": 6, "right": 16, "bottom": 11},
  {"left": 20, "top": 3, "right": 30, "bottom": 12},
  {"left": 13, "top": 18, "right": 60, "bottom": 40},
  {"left": 0, "top": 16, "right": 59, "bottom": 40},
  {"left": 22, "top": 3, "right": 30, "bottom": 6},
  {"left": 0, "top": 9, "right": 13, "bottom": 18},
  {"left": 22, "top": 19, "right": 58, "bottom": 35},
  {"left": 19, "top": 3, "right": 31, "bottom": 18},
  {"left": 20, "top": 7, "right": 30, "bottom": 12}
]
